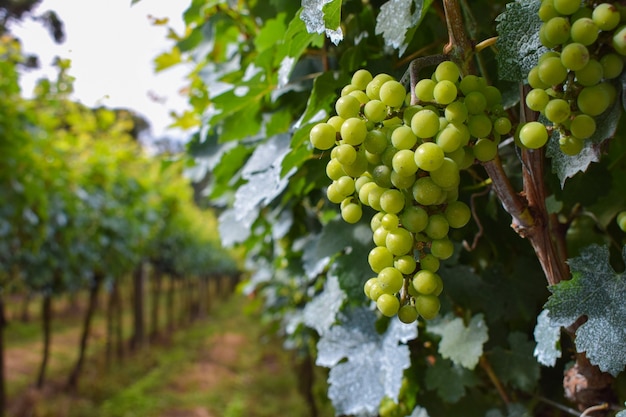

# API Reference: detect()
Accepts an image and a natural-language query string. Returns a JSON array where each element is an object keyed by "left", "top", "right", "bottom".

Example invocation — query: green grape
[
  {"left": 326, "top": 183, "right": 345, "bottom": 204},
  {"left": 341, "top": 202, "right": 362, "bottom": 224},
  {"left": 335, "top": 94, "right": 361, "bottom": 118},
  {"left": 381, "top": 213, "right": 399, "bottom": 230},
  {"left": 400, "top": 206, "right": 429, "bottom": 233},
  {"left": 560, "top": 42, "right": 590, "bottom": 71},
  {"left": 577, "top": 84, "right": 611, "bottom": 116},
  {"left": 435, "top": 60, "right": 461, "bottom": 82},
  {"left": 373, "top": 225, "right": 389, "bottom": 246},
  {"left": 378, "top": 266, "right": 404, "bottom": 294},
  {"left": 444, "top": 101, "right": 468, "bottom": 123},
  {"left": 544, "top": 98, "right": 571, "bottom": 124},
  {"left": 616, "top": 211, "right": 626, "bottom": 232},
  {"left": 445, "top": 146, "right": 466, "bottom": 167},
  {"left": 367, "top": 184, "right": 386, "bottom": 211},
  {"left": 379, "top": 80, "right": 407, "bottom": 108},
  {"left": 310, "top": 122, "right": 337, "bottom": 150},
  {"left": 368, "top": 246, "right": 395, "bottom": 273},
  {"left": 415, "top": 79, "right": 436, "bottom": 102},
  {"left": 430, "top": 237, "right": 454, "bottom": 259},
  {"left": 341, "top": 84, "right": 359, "bottom": 96},
  {"left": 391, "top": 125, "right": 418, "bottom": 150},
  {"left": 433, "top": 80, "right": 458, "bottom": 105},
  {"left": 368, "top": 281, "right": 385, "bottom": 301},
  {"left": 432, "top": 273, "right": 444, "bottom": 296},
  {"left": 600, "top": 53, "right": 624, "bottom": 79},
  {"left": 575, "top": 59, "right": 603, "bottom": 86},
  {"left": 424, "top": 214, "right": 450, "bottom": 240},
  {"left": 349, "top": 90, "right": 369, "bottom": 104},
  {"left": 543, "top": 16, "right": 571, "bottom": 45},
  {"left": 559, "top": 134, "right": 584, "bottom": 155},
  {"left": 593, "top": 3, "right": 621, "bottom": 31},
  {"left": 414, "top": 142, "right": 445, "bottom": 172},
  {"left": 570, "top": 17, "right": 599, "bottom": 46},
  {"left": 419, "top": 254, "right": 440, "bottom": 272},
  {"left": 403, "top": 105, "right": 422, "bottom": 125},
  {"left": 372, "top": 164, "right": 393, "bottom": 188},
  {"left": 366, "top": 73, "right": 395, "bottom": 100},
  {"left": 436, "top": 124, "right": 463, "bottom": 153},
  {"left": 327, "top": 115, "right": 345, "bottom": 132},
  {"left": 364, "top": 100, "right": 388, "bottom": 123},
  {"left": 335, "top": 144, "right": 357, "bottom": 166},
  {"left": 483, "top": 86, "right": 503, "bottom": 109},
  {"left": 459, "top": 75, "right": 486, "bottom": 95},
  {"left": 371, "top": 211, "right": 385, "bottom": 231},
  {"left": 430, "top": 157, "right": 460, "bottom": 189},
  {"left": 340, "top": 117, "right": 368, "bottom": 146},
  {"left": 376, "top": 293, "right": 400, "bottom": 317},
  {"left": 539, "top": 0, "right": 559, "bottom": 22},
  {"left": 326, "top": 158, "right": 346, "bottom": 180},
  {"left": 335, "top": 175, "right": 356, "bottom": 196},
  {"left": 468, "top": 114, "right": 492, "bottom": 138},
  {"left": 366, "top": 150, "right": 382, "bottom": 165},
  {"left": 364, "top": 129, "right": 389, "bottom": 154},
  {"left": 411, "top": 109, "right": 440, "bottom": 138},
  {"left": 464, "top": 91, "right": 487, "bottom": 114},
  {"left": 415, "top": 294, "right": 440, "bottom": 320},
  {"left": 358, "top": 181, "right": 379, "bottom": 206},
  {"left": 386, "top": 227, "right": 414, "bottom": 256},
  {"left": 392, "top": 149, "right": 419, "bottom": 177},
  {"left": 352, "top": 69, "right": 373, "bottom": 90},
  {"left": 494, "top": 117, "right": 512, "bottom": 135},
  {"left": 412, "top": 270, "right": 440, "bottom": 295},
  {"left": 355, "top": 175, "right": 373, "bottom": 193},
  {"left": 380, "top": 189, "right": 406, "bottom": 214},
  {"left": 554, "top": 0, "right": 581, "bottom": 15},
  {"left": 397, "top": 305, "right": 418, "bottom": 324},
  {"left": 570, "top": 113, "right": 596, "bottom": 139},
  {"left": 391, "top": 170, "right": 416, "bottom": 189},
  {"left": 538, "top": 56, "right": 568, "bottom": 86},
  {"left": 445, "top": 201, "right": 471, "bottom": 228},
  {"left": 612, "top": 25, "right": 626, "bottom": 56},
  {"left": 343, "top": 149, "right": 368, "bottom": 177},
  {"left": 363, "top": 277, "right": 378, "bottom": 299},
  {"left": 394, "top": 255, "right": 417, "bottom": 275},
  {"left": 526, "top": 88, "right": 550, "bottom": 111},
  {"left": 413, "top": 177, "right": 443, "bottom": 206},
  {"left": 528, "top": 66, "right": 550, "bottom": 89},
  {"left": 473, "top": 138, "right": 498, "bottom": 162},
  {"left": 519, "top": 121, "right": 549, "bottom": 149}
]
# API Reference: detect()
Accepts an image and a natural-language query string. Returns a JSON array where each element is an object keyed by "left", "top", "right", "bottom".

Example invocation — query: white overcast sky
[{"left": 10, "top": 0, "right": 191, "bottom": 141}]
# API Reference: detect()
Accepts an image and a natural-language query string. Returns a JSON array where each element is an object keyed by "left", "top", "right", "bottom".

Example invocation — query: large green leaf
[{"left": 546, "top": 244, "right": 626, "bottom": 376}]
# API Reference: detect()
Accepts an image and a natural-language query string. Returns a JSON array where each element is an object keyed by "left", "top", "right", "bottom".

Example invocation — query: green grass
[{"left": 9, "top": 294, "right": 335, "bottom": 417}]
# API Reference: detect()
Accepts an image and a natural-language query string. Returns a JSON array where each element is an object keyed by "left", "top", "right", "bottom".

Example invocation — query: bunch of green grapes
[
  {"left": 520, "top": 0, "right": 625, "bottom": 154},
  {"left": 309, "top": 61, "right": 512, "bottom": 322}
]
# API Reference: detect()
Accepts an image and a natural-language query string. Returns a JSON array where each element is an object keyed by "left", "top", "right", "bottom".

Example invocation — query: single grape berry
[
  {"left": 519, "top": 121, "right": 549, "bottom": 149},
  {"left": 310, "top": 122, "right": 337, "bottom": 150},
  {"left": 617, "top": 211, "right": 626, "bottom": 232}
]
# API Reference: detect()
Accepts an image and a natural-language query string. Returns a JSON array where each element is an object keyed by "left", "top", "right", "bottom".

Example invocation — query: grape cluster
[
  {"left": 521, "top": 1, "right": 625, "bottom": 154},
  {"left": 309, "top": 61, "right": 511, "bottom": 322}
]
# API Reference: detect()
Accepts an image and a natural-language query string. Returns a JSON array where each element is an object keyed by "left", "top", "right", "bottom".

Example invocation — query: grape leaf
[
  {"left": 427, "top": 313, "right": 489, "bottom": 370},
  {"left": 316, "top": 306, "right": 417, "bottom": 417},
  {"left": 490, "top": 332, "right": 540, "bottom": 391},
  {"left": 533, "top": 309, "right": 561, "bottom": 367},
  {"left": 300, "top": 0, "right": 344, "bottom": 45},
  {"left": 217, "top": 207, "right": 255, "bottom": 247},
  {"left": 232, "top": 134, "right": 294, "bottom": 230},
  {"left": 495, "top": 0, "right": 546, "bottom": 83},
  {"left": 616, "top": 406, "right": 626, "bottom": 417},
  {"left": 546, "top": 95, "right": 622, "bottom": 187},
  {"left": 545, "top": 244, "right": 626, "bottom": 376},
  {"left": 425, "top": 357, "right": 477, "bottom": 403},
  {"left": 375, "top": 0, "right": 430, "bottom": 56},
  {"left": 302, "top": 273, "right": 347, "bottom": 335}
]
